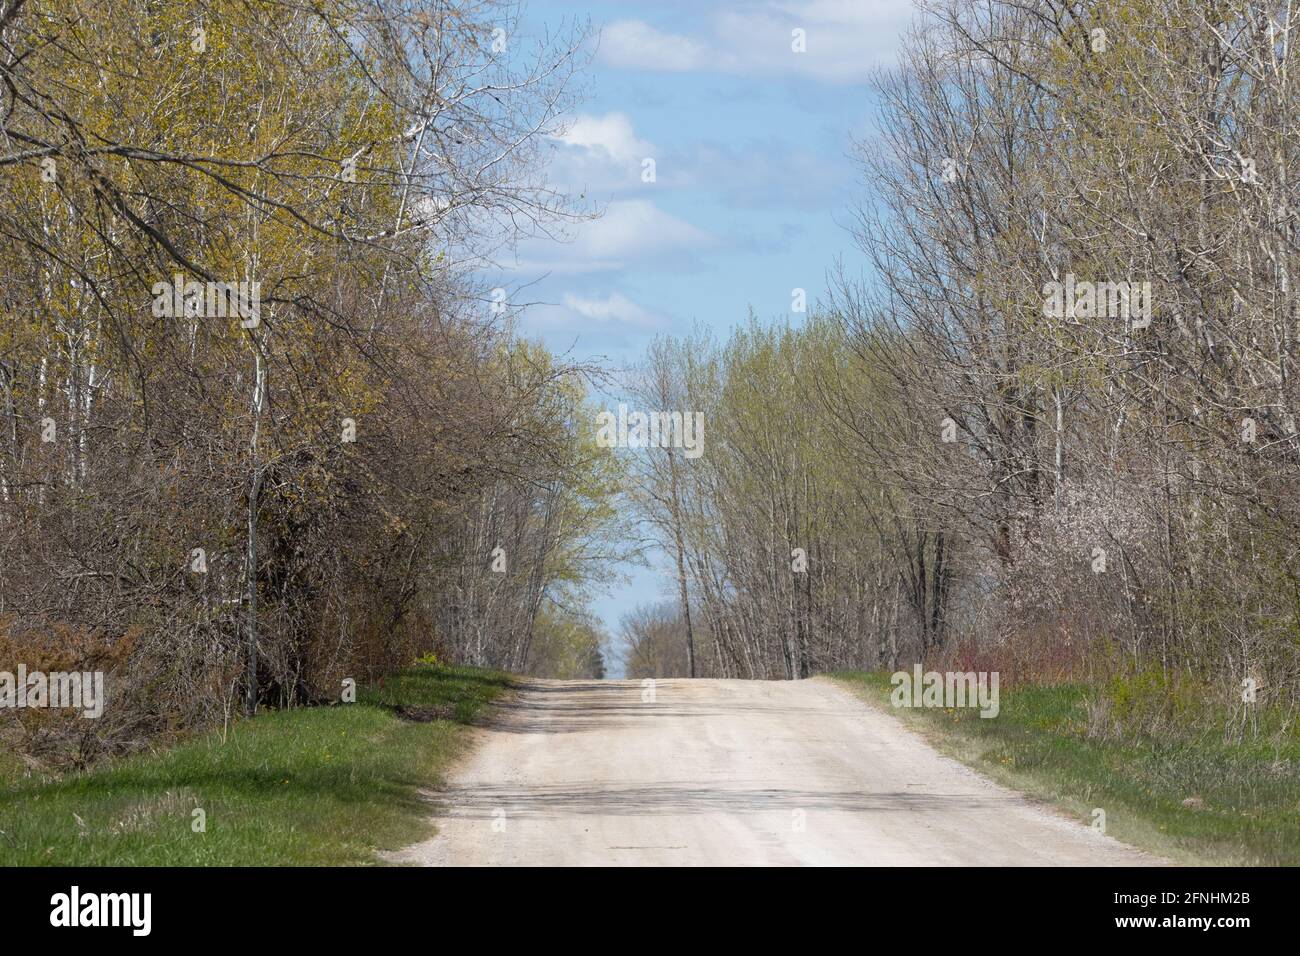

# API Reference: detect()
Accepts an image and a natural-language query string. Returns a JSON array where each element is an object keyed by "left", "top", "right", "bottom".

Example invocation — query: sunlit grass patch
[
  {"left": 834, "top": 671, "right": 1300, "bottom": 866},
  {"left": 0, "top": 664, "right": 510, "bottom": 866}
]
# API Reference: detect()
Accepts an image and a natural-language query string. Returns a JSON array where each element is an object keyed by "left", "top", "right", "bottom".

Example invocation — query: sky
[{"left": 488, "top": 0, "right": 919, "bottom": 669}]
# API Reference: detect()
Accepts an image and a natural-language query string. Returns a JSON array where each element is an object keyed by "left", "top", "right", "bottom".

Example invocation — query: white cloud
[
  {"left": 562, "top": 292, "right": 659, "bottom": 328},
  {"left": 549, "top": 112, "right": 657, "bottom": 195},
  {"left": 557, "top": 113, "right": 655, "bottom": 162},
  {"left": 522, "top": 291, "right": 667, "bottom": 350},
  {"left": 598, "top": 1, "right": 917, "bottom": 83},
  {"left": 514, "top": 200, "right": 714, "bottom": 275},
  {"left": 548, "top": 111, "right": 842, "bottom": 208},
  {"left": 598, "top": 20, "right": 714, "bottom": 73}
]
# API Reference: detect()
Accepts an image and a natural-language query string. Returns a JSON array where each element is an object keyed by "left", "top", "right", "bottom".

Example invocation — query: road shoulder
[{"left": 830, "top": 673, "right": 1257, "bottom": 866}]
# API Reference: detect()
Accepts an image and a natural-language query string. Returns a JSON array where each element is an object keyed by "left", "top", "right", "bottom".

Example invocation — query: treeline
[
  {"left": 0, "top": 0, "right": 611, "bottom": 766},
  {"left": 630, "top": 0, "right": 1300, "bottom": 720}
]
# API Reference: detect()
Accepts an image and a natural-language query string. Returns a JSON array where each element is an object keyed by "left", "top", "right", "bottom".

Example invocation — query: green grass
[
  {"left": 833, "top": 672, "right": 1300, "bottom": 866},
  {"left": 0, "top": 664, "right": 511, "bottom": 866}
]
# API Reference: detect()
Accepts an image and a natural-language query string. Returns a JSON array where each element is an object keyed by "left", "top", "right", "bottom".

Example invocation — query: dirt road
[{"left": 390, "top": 677, "right": 1161, "bottom": 866}]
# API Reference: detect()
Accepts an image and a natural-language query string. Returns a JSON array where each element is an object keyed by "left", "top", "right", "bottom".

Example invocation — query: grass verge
[
  {"left": 0, "top": 664, "right": 511, "bottom": 865},
  {"left": 832, "top": 672, "right": 1300, "bottom": 866}
]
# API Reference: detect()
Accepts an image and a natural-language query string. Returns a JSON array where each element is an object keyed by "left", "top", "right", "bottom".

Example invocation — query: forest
[
  {"left": 3, "top": 0, "right": 1298, "bottom": 770},
  {"left": 621, "top": 0, "right": 1300, "bottom": 738},
  {"left": 0, "top": 0, "right": 614, "bottom": 765}
]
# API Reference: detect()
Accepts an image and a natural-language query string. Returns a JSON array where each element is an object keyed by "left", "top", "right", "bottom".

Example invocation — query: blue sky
[{"left": 490, "top": 0, "right": 918, "bottom": 667}]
